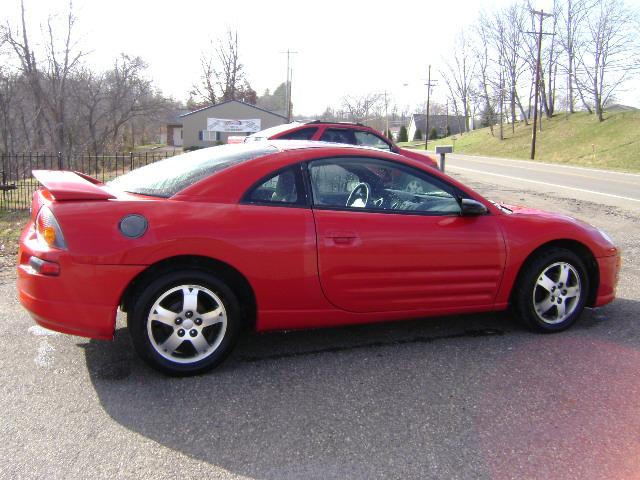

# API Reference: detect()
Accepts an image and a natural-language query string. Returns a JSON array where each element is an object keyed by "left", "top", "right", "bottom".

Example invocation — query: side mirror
[{"left": 460, "top": 198, "right": 488, "bottom": 216}]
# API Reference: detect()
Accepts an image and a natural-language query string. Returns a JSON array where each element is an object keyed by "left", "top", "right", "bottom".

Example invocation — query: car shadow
[{"left": 82, "top": 301, "right": 640, "bottom": 479}]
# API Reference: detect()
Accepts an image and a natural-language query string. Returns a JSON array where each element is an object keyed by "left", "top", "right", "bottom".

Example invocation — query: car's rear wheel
[
  {"left": 513, "top": 247, "right": 589, "bottom": 332},
  {"left": 128, "top": 270, "right": 241, "bottom": 376}
]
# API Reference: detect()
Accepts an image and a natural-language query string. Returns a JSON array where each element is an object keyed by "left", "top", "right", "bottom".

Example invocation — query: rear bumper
[
  {"left": 17, "top": 227, "right": 145, "bottom": 340},
  {"left": 594, "top": 254, "right": 621, "bottom": 307}
]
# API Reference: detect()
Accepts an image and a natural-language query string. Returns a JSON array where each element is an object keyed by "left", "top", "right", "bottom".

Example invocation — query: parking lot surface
[{"left": 1, "top": 166, "right": 639, "bottom": 480}]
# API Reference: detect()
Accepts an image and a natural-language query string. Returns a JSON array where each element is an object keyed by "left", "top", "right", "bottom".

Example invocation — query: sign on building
[{"left": 207, "top": 118, "right": 261, "bottom": 133}]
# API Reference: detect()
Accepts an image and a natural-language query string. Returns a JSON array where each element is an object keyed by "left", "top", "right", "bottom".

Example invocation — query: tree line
[
  {"left": 316, "top": 0, "right": 638, "bottom": 138},
  {"left": 441, "top": 0, "right": 639, "bottom": 138},
  {"left": 0, "top": 2, "right": 178, "bottom": 156},
  {"left": 1, "top": 1, "right": 285, "bottom": 156}
]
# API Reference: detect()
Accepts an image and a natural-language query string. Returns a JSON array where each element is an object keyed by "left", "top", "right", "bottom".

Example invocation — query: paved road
[{"left": 439, "top": 153, "right": 640, "bottom": 212}]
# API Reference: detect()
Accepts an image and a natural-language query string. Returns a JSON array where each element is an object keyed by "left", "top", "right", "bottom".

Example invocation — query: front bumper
[
  {"left": 594, "top": 253, "right": 621, "bottom": 307},
  {"left": 18, "top": 226, "right": 145, "bottom": 340}
]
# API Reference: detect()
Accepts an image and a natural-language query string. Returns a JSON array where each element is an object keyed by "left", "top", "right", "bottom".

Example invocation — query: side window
[
  {"left": 319, "top": 128, "right": 356, "bottom": 145},
  {"left": 278, "top": 127, "right": 318, "bottom": 140},
  {"left": 244, "top": 167, "right": 300, "bottom": 205},
  {"left": 309, "top": 163, "right": 360, "bottom": 206},
  {"left": 308, "top": 158, "right": 461, "bottom": 215},
  {"left": 354, "top": 131, "right": 391, "bottom": 151}
]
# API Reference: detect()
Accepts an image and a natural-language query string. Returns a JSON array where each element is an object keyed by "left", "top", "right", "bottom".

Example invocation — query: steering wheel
[{"left": 346, "top": 182, "right": 371, "bottom": 208}]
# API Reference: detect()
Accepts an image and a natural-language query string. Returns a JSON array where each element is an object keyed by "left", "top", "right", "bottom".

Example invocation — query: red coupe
[{"left": 18, "top": 142, "right": 620, "bottom": 375}]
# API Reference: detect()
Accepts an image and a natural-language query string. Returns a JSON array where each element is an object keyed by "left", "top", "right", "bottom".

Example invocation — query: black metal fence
[{"left": 0, "top": 151, "right": 179, "bottom": 211}]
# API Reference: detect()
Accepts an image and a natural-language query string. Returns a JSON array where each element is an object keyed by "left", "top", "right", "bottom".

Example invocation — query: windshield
[
  {"left": 108, "top": 144, "right": 277, "bottom": 197},
  {"left": 245, "top": 122, "right": 304, "bottom": 142}
]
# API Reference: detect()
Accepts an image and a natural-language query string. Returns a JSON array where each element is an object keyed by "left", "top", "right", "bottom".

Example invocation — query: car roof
[
  {"left": 246, "top": 122, "right": 306, "bottom": 138},
  {"left": 246, "top": 120, "right": 378, "bottom": 140},
  {"left": 265, "top": 139, "right": 387, "bottom": 153},
  {"left": 305, "top": 120, "right": 368, "bottom": 128}
]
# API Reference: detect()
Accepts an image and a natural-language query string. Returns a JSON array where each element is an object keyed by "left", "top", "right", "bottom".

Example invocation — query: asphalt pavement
[
  {"left": 441, "top": 153, "right": 640, "bottom": 211},
  {"left": 1, "top": 154, "right": 639, "bottom": 480}
]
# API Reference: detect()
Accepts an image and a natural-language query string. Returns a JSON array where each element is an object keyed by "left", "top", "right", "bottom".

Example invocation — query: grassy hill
[{"left": 401, "top": 110, "right": 640, "bottom": 172}]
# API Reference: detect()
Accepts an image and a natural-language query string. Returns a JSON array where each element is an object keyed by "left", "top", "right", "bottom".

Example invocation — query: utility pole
[
  {"left": 384, "top": 90, "right": 389, "bottom": 139},
  {"left": 530, "top": 9, "right": 552, "bottom": 160},
  {"left": 280, "top": 49, "right": 298, "bottom": 122},
  {"left": 445, "top": 99, "right": 449, "bottom": 137},
  {"left": 499, "top": 67, "right": 504, "bottom": 141},
  {"left": 424, "top": 65, "right": 435, "bottom": 150},
  {"left": 288, "top": 68, "right": 294, "bottom": 122}
]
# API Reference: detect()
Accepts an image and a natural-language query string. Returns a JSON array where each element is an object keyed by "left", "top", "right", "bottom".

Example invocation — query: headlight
[{"left": 35, "top": 206, "right": 67, "bottom": 250}]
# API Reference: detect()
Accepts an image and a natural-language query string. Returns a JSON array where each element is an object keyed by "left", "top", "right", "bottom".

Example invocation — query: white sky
[{"left": 4, "top": 0, "right": 640, "bottom": 115}]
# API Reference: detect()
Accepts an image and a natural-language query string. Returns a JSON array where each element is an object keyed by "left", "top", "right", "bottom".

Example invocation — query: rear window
[{"left": 108, "top": 144, "right": 277, "bottom": 197}]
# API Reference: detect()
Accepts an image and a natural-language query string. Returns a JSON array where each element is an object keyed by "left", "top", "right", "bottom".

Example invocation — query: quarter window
[
  {"left": 244, "top": 167, "right": 300, "bottom": 205},
  {"left": 308, "top": 158, "right": 461, "bottom": 215}
]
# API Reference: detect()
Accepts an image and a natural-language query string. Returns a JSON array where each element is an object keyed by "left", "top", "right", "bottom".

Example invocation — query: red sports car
[
  {"left": 245, "top": 120, "right": 439, "bottom": 168},
  {"left": 18, "top": 142, "right": 620, "bottom": 375}
]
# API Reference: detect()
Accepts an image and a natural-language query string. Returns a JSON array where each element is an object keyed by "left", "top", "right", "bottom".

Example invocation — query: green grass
[
  {"left": 133, "top": 143, "right": 165, "bottom": 151},
  {"left": 404, "top": 110, "right": 640, "bottom": 172}
]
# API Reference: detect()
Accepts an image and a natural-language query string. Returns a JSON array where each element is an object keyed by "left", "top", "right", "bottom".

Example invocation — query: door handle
[
  {"left": 325, "top": 231, "right": 359, "bottom": 246},
  {"left": 332, "top": 236, "right": 355, "bottom": 245}
]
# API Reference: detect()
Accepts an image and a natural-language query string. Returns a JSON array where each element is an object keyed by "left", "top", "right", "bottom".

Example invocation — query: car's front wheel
[
  {"left": 128, "top": 270, "right": 241, "bottom": 375},
  {"left": 513, "top": 247, "right": 589, "bottom": 332}
]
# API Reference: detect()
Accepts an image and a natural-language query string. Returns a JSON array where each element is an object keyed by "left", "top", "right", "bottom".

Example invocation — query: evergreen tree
[
  {"left": 398, "top": 125, "right": 408, "bottom": 142},
  {"left": 480, "top": 104, "right": 497, "bottom": 128},
  {"left": 414, "top": 129, "right": 423, "bottom": 140},
  {"left": 429, "top": 127, "right": 438, "bottom": 140}
]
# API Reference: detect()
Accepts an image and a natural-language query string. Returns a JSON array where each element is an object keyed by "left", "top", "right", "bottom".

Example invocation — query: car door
[{"left": 308, "top": 156, "right": 506, "bottom": 314}]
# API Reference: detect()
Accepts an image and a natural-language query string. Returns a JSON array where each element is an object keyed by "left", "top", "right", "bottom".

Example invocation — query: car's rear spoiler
[{"left": 32, "top": 170, "right": 116, "bottom": 201}]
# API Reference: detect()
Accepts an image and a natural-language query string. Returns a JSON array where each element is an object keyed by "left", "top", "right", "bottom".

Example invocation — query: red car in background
[
  {"left": 17, "top": 142, "right": 620, "bottom": 375},
  {"left": 245, "top": 121, "right": 439, "bottom": 168}
]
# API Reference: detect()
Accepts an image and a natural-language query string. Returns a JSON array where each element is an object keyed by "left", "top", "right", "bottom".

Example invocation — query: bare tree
[
  {"left": 192, "top": 53, "right": 217, "bottom": 105},
  {"left": 441, "top": 31, "right": 475, "bottom": 132},
  {"left": 341, "top": 93, "right": 382, "bottom": 123},
  {"left": 540, "top": 0, "right": 563, "bottom": 118},
  {"left": 558, "top": 0, "right": 595, "bottom": 113},
  {"left": 192, "top": 30, "right": 257, "bottom": 105},
  {"left": 72, "top": 55, "right": 165, "bottom": 153},
  {"left": 41, "top": 2, "right": 84, "bottom": 154},
  {"left": 0, "top": 70, "right": 21, "bottom": 154},
  {"left": 3, "top": 0, "right": 48, "bottom": 150},
  {"left": 500, "top": 3, "right": 529, "bottom": 129},
  {"left": 4, "top": 0, "right": 85, "bottom": 155},
  {"left": 473, "top": 19, "right": 499, "bottom": 135},
  {"left": 1, "top": 1, "right": 173, "bottom": 154},
  {"left": 577, "top": 0, "right": 638, "bottom": 121}
]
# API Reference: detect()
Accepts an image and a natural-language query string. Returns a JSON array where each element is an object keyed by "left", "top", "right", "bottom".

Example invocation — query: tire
[
  {"left": 512, "top": 247, "right": 589, "bottom": 332},
  {"left": 128, "top": 269, "right": 242, "bottom": 376}
]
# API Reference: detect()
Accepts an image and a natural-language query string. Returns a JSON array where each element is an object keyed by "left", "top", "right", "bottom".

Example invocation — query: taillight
[{"left": 35, "top": 206, "right": 67, "bottom": 250}]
